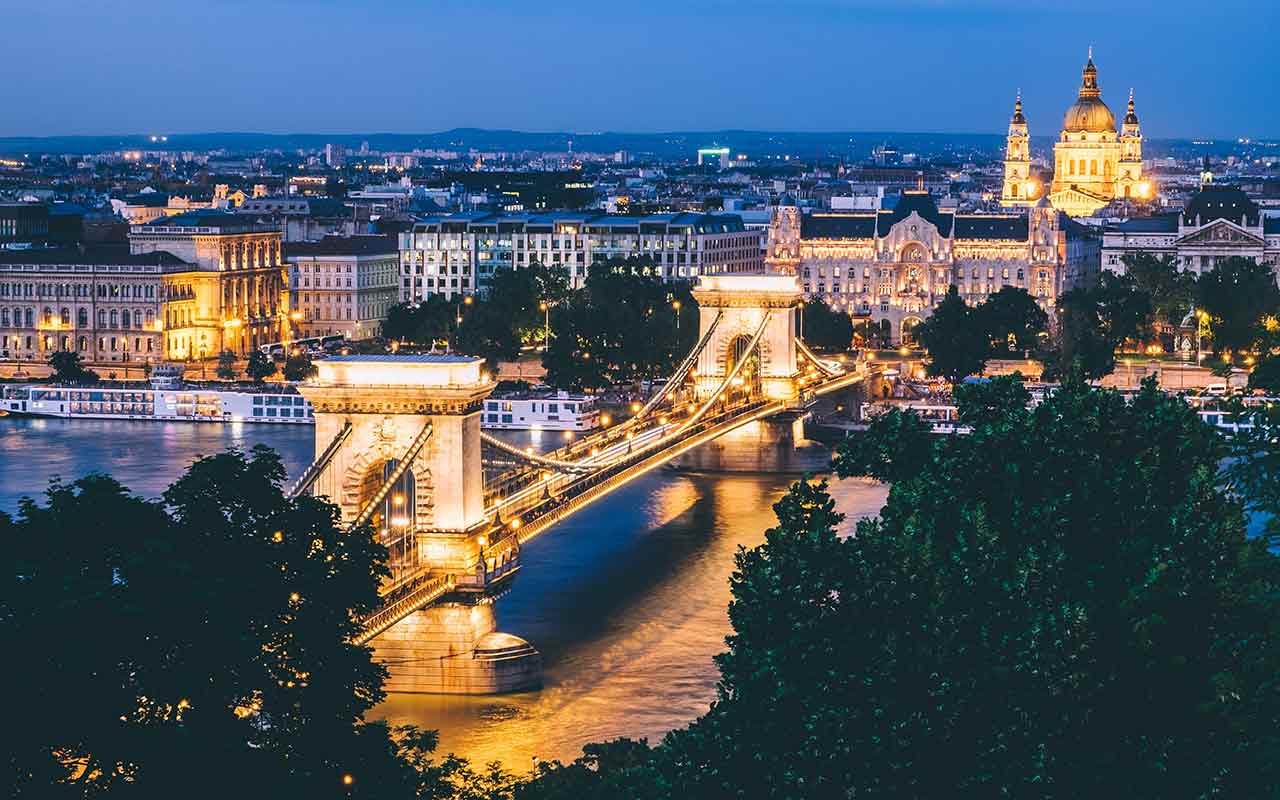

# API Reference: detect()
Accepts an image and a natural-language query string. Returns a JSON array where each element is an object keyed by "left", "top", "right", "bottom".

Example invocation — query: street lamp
[
  {"left": 797, "top": 301, "right": 806, "bottom": 339},
  {"left": 539, "top": 301, "right": 552, "bottom": 351},
  {"left": 672, "top": 299, "right": 681, "bottom": 331}
]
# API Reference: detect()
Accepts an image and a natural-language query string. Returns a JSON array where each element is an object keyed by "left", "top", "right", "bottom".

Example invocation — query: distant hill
[{"left": 0, "top": 128, "right": 1223, "bottom": 160}]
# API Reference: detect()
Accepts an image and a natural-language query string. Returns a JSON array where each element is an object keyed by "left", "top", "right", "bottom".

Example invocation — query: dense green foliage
[
  {"left": 246, "top": 349, "right": 277, "bottom": 383},
  {"left": 2, "top": 449, "right": 529, "bottom": 798},
  {"left": 283, "top": 350, "right": 318, "bottom": 382},
  {"left": 507, "top": 375, "right": 1280, "bottom": 798},
  {"left": 915, "top": 285, "right": 990, "bottom": 384},
  {"left": 798, "top": 299, "right": 854, "bottom": 352},
  {"left": 215, "top": 349, "right": 238, "bottom": 380},
  {"left": 47, "top": 351, "right": 99, "bottom": 384},
  {"left": 542, "top": 258, "right": 696, "bottom": 392},
  {"left": 980, "top": 285, "right": 1049, "bottom": 355},
  {"left": 1196, "top": 255, "right": 1280, "bottom": 356},
  {"left": 1123, "top": 252, "right": 1195, "bottom": 336},
  {"left": 1046, "top": 273, "right": 1151, "bottom": 379},
  {"left": 383, "top": 263, "right": 568, "bottom": 364}
]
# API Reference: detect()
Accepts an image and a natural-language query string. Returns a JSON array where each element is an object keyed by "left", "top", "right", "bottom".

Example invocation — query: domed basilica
[{"left": 1001, "top": 50, "right": 1148, "bottom": 217}]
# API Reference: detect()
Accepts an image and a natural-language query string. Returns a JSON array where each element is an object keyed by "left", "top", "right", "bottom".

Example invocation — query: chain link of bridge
[{"left": 293, "top": 274, "right": 866, "bottom": 694}]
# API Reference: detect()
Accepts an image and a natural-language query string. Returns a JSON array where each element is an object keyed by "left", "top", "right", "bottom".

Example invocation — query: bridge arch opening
[
  {"left": 725, "top": 334, "right": 762, "bottom": 398},
  {"left": 357, "top": 457, "right": 420, "bottom": 583}
]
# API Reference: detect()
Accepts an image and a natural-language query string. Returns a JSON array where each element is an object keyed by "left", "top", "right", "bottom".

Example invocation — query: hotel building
[
  {"left": 767, "top": 191, "right": 1097, "bottom": 344},
  {"left": 398, "top": 212, "right": 763, "bottom": 301}
]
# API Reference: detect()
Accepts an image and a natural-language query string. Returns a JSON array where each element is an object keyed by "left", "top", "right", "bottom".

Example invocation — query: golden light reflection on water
[{"left": 374, "top": 473, "right": 888, "bottom": 771}]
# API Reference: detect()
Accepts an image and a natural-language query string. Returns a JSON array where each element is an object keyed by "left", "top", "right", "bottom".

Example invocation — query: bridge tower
[
  {"left": 691, "top": 274, "right": 802, "bottom": 402},
  {"left": 298, "top": 355, "right": 540, "bottom": 694}
]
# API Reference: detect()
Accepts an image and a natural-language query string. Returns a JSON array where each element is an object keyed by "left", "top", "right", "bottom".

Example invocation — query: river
[{"left": 0, "top": 417, "right": 888, "bottom": 768}]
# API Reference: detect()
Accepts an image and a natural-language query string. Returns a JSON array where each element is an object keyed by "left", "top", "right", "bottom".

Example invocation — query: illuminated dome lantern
[{"left": 1061, "top": 57, "right": 1116, "bottom": 133}]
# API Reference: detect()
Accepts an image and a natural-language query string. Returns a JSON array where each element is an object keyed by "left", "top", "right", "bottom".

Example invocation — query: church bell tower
[{"left": 1001, "top": 92, "right": 1037, "bottom": 207}]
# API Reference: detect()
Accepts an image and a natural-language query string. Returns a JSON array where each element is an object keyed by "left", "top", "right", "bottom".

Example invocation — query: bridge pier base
[
  {"left": 668, "top": 414, "right": 830, "bottom": 473},
  {"left": 373, "top": 601, "right": 541, "bottom": 694}
]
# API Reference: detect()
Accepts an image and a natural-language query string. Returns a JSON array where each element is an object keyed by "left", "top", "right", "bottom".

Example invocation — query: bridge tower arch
[
  {"left": 298, "top": 355, "right": 541, "bottom": 695},
  {"left": 692, "top": 274, "right": 802, "bottom": 401}
]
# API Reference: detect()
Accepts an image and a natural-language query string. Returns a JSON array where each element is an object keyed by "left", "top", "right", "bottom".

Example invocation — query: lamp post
[
  {"left": 672, "top": 299, "right": 681, "bottom": 332},
  {"left": 539, "top": 301, "right": 551, "bottom": 352},
  {"left": 797, "top": 300, "right": 806, "bottom": 340}
]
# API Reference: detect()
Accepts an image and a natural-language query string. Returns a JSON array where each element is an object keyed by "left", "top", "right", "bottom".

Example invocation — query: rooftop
[
  {"left": 0, "top": 245, "right": 191, "bottom": 267},
  {"left": 285, "top": 235, "right": 398, "bottom": 258},
  {"left": 310, "top": 353, "right": 489, "bottom": 390},
  {"left": 132, "top": 209, "right": 276, "bottom": 233}
]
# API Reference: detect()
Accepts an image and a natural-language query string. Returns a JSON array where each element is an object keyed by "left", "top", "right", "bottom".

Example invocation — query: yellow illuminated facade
[
  {"left": 130, "top": 212, "right": 288, "bottom": 359},
  {"left": 1000, "top": 93, "right": 1038, "bottom": 207},
  {"left": 1047, "top": 51, "right": 1146, "bottom": 216}
]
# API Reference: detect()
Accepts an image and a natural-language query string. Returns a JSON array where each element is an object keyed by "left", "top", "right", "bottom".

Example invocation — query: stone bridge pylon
[
  {"left": 297, "top": 355, "right": 541, "bottom": 695},
  {"left": 691, "top": 275, "right": 802, "bottom": 402}
]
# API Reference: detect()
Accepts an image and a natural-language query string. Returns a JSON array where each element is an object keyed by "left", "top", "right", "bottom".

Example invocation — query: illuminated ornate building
[
  {"left": 767, "top": 191, "right": 1098, "bottom": 344},
  {"left": 1000, "top": 93, "right": 1037, "bottom": 207},
  {"left": 130, "top": 211, "right": 289, "bottom": 359},
  {"left": 0, "top": 246, "right": 169, "bottom": 365},
  {"left": 1045, "top": 51, "right": 1148, "bottom": 216}
]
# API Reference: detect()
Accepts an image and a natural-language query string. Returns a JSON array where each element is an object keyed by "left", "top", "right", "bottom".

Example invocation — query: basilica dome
[{"left": 1062, "top": 55, "right": 1116, "bottom": 133}]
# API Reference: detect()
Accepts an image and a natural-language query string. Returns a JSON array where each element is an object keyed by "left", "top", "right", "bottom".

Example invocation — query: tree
[
  {"left": 1248, "top": 354, "right": 1280, "bottom": 395},
  {"left": 3, "top": 448, "right": 468, "bottom": 796},
  {"left": 1197, "top": 256, "right": 1280, "bottom": 357},
  {"left": 915, "top": 285, "right": 988, "bottom": 385},
  {"left": 799, "top": 299, "right": 854, "bottom": 352},
  {"left": 47, "top": 350, "right": 99, "bottom": 384},
  {"left": 1122, "top": 251, "right": 1196, "bottom": 341},
  {"left": 977, "top": 286, "right": 1048, "bottom": 355},
  {"left": 246, "top": 349, "right": 276, "bottom": 383},
  {"left": 383, "top": 296, "right": 457, "bottom": 347},
  {"left": 1046, "top": 273, "right": 1150, "bottom": 380},
  {"left": 215, "top": 349, "right": 238, "bottom": 380},
  {"left": 617, "top": 374, "right": 1280, "bottom": 799},
  {"left": 283, "top": 350, "right": 317, "bottom": 382},
  {"left": 542, "top": 258, "right": 696, "bottom": 392}
]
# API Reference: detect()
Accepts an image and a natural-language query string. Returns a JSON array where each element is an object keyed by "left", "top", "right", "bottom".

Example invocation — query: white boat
[
  {"left": 1, "top": 382, "right": 314, "bottom": 424},
  {"left": 481, "top": 390, "right": 601, "bottom": 431}
]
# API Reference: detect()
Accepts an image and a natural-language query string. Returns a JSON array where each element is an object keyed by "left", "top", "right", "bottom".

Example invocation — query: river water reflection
[{"left": 0, "top": 417, "right": 888, "bottom": 768}]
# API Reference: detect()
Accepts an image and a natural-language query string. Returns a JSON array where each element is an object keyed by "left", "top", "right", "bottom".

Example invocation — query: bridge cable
[
  {"left": 629, "top": 310, "right": 723, "bottom": 423},
  {"left": 479, "top": 433, "right": 598, "bottom": 473},
  {"left": 794, "top": 337, "right": 843, "bottom": 378},
  {"left": 286, "top": 421, "right": 353, "bottom": 499}
]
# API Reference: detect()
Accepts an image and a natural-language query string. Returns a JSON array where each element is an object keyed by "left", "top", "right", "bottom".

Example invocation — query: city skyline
[{"left": 3, "top": 0, "right": 1277, "bottom": 140}]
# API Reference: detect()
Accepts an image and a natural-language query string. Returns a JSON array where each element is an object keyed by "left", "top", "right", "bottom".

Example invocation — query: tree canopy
[
  {"left": 977, "top": 286, "right": 1049, "bottom": 355},
  {"left": 1196, "top": 256, "right": 1280, "bottom": 356},
  {"left": 246, "top": 349, "right": 277, "bottom": 383},
  {"left": 799, "top": 299, "right": 854, "bottom": 352},
  {"left": 283, "top": 350, "right": 318, "bottom": 382},
  {"left": 542, "top": 258, "right": 696, "bottom": 392},
  {"left": 509, "top": 375, "right": 1280, "bottom": 799},
  {"left": 915, "top": 285, "right": 989, "bottom": 385},
  {"left": 215, "top": 349, "right": 238, "bottom": 381},
  {"left": 3, "top": 448, "right": 526, "bottom": 798},
  {"left": 47, "top": 351, "right": 99, "bottom": 384}
]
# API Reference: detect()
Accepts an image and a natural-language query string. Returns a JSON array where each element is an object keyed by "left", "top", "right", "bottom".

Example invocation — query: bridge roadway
[{"left": 355, "top": 362, "right": 867, "bottom": 644}]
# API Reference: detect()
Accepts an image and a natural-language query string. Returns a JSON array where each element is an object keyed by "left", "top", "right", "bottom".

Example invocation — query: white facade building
[
  {"left": 1102, "top": 186, "right": 1280, "bottom": 277},
  {"left": 398, "top": 212, "right": 764, "bottom": 301}
]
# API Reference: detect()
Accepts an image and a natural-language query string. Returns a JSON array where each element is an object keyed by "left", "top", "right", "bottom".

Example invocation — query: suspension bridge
[{"left": 293, "top": 274, "right": 867, "bottom": 693}]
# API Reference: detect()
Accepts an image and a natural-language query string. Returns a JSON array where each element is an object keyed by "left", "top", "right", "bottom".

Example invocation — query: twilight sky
[{"left": 2, "top": 0, "right": 1275, "bottom": 139}]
